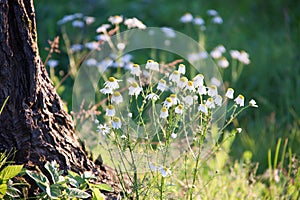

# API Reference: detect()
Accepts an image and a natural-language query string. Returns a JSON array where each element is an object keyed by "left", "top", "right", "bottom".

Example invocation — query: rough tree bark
[{"left": 0, "top": 0, "right": 119, "bottom": 197}]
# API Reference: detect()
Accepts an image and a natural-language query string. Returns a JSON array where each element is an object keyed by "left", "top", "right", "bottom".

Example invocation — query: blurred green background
[{"left": 35, "top": 0, "right": 300, "bottom": 172}]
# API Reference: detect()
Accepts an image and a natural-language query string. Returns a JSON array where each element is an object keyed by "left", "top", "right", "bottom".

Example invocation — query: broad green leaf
[
  {"left": 0, "top": 165, "right": 23, "bottom": 180},
  {"left": 45, "top": 161, "right": 61, "bottom": 183},
  {"left": 91, "top": 188, "right": 105, "bottom": 200},
  {"left": 46, "top": 184, "right": 64, "bottom": 199},
  {"left": 26, "top": 170, "right": 49, "bottom": 191},
  {"left": 66, "top": 188, "right": 91, "bottom": 198},
  {"left": 90, "top": 183, "right": 114, "bottom": 192},
  {"left": 0, "top": 183, "right": 7, "bottom": 196}
]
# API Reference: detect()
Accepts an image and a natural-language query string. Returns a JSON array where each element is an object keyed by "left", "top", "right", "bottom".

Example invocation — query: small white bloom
[
  {"left": 206, "top": 98, "right": 216, "bottom": 109},
  {"left": 86, "top": 58, "right": 98, "bottom": 66},
  {"left": 104, "top": 77, "right": 121, "bottom": 90},
  {"left": 169, "top": 70, "right": 180, "bottom": 83},
  {"left": 208, "top": 85, "right": 218, "bottom": 97},
  {"left": 146, "top": 93, "right": 159, "bottom": 101},
  {"left": 100, "top": 86, "right": 113, "bottom": 95},
  {"left": 210, "top": 48, "right": 222, "bottom": 59},
  {"left": 230, "top": 50, "right": 240, "bottom": 59},
  {"left": 124, "top": 17, "right": 146, "bottom": 29},
  {"left": 47, "top": 59, "right": 59, "bottom": 68},
  {"left": 238, "top": 51, "right": 250, "bottom": 64},
  {"left": 216, "top": 45, "right": 226, "bottom": 53},
  {"left": 199, "top": 104, "right": 208, "bottom": 115},
  {"left": 170, "top": 94, "right": 179, "bottom": 106},
  {"left": 106, "top": 105, "right": 115, "bottom": 117},
  {"left": 84, "top": 16, "right": 95, "bottom": 25},
  {"left": 163, "top": 97, "right": 173, "bottom": 108},
  {"left": 117, "top": 43, "right": 126, "bottom": 50},
  {"left": 236, "top": 128, "right": 242, "bottom": 133},
  {"left": 97, "top": 124, "right": 110, "bottom": 135},
  {"left": 249, "top": 99, "right": 258, "bottom": 108},
  {"left": 108, "top": 15, "right": 123, "bottom": 25},
  {"left": 95, "top": 34, "right": 107, "bottom": 41},
  {"left": 180, "top": 13, "right": 193, "bottom": 23},
  {"left": 207, "top": 9, "right": 218, "bottom": 16},
  {"left": 70, "top": 44, "right": 83, "bottom": 53},
  {"left": 171, "top": 133, "right": 177, "bottom": 139},
  {"left": 175, "top": 104, "right": 184, "bottom": 114},
  {"left": 193, "top": 16, "right": 205, "bottom": 25},
  {"left": 234, "top": 94, "right": 245, "bottom": 107},
  {"left": 212, "top": 16, "right": 223, "bottom": 24},
  {"left": 197, "top": 85, "right": 207, "bottom": 95},
  {"left": 96, "top": 24, "right": 111, "bottom": 33},
  {"left": 214, "top": 95, "right": 223, "bottom": 106},
  {"left": 225, "top": 88, "right": 234, "bottom": 99},
  {"left": 183, "top": 95, "right": 194, "bottom": 106},
  {"left": 157, "top": 79, "right": 168, "bottom": 92},
  {"left": 193, "top": 74, "right": 204, "bottom": 88},
  {"left": 111, "top": 91, "right": 123, "bottom": 104},
  {"left": 72, "top": 20, "right": 84, "bottom": 28},
  {"left": 160, "top": 107, "right": 169, "bottom": 119},
  {"left": 128, "top": 112, "right": 133, "bottom": 118},
  {"left": 158, "top": 166, "right": 172, "bottom": 177},
  {"left": 145, "top": 60, "right": 159, "bottom": 71},
  {"left": 161, "top": 27, "right": 176, "bottom": 38},
  {"left": 218, "top": 57, "right": 229, "bottom": 68},
  {"left": 178, "top": 64, "right": 186, "bottom": 74},
  {"left": 130, "top": 64, "right": 142, "bottom": 76},
  {"left": 128, "top": 82, "right": 142, "bottom": 97},
  {"left": 85, "top": 41, "right": 100, "bottom": 50},
  {"left": 120, "top": 134, "right": 127, "bottom": 139},
  {"left": 178, "top": 77, "right": 188, "bottom": 90},
  {"left": 94, "top": 119, "right": 99, "bottom": 124},
  {"left": 186, "top": 81, "right": 195, "bottom": 92},
  {"left": 112, "top": 117, "right": 122, "bottom": 129}
]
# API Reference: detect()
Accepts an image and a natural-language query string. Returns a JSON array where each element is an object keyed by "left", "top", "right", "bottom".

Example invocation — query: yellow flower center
[
  {"left": 166, "top": 97, "right": 172, "bottom": 103},
  {"left": 131, "top": 82, "right": 139, "bottom": 88},
  {"left": 108, "top": 105, "right": 114, "bottom": 110},
  {"left": 113, "top": 91, "right": 121, "bottom": 96},
  {"left": 170, "top": 94, "right": 176, "bottom": 98},
  {"left": 187, "top": 81, "right": 193, "bottom": 86},
  {"left": 133, "top": 64, "right": 139, "bottom": 68},
  {"left": 108, "top": 77, "right": 116, "bottom": 82},
  {"left": 113, "top": 117, "right": 120, "bottom": 122},
  {"left": 161, "top": 107, "right": 167, "bottom": 112}
]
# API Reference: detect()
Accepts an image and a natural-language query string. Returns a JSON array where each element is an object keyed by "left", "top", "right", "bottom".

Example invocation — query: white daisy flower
[
  {"left": 183, "top": 95, "right": 194, "bottom": 106},
  {"left": 218, "top": 57, "right": 229, "bottom": 68},
  {"left": 216, "top": 45, "right": 226, "bottom": 53},
  {"left": 128, "top": 82, "right": 142, "bottom": 97},
  {"left": 146, "top": 93, "right": 159, "bottom": 101},
  {"left": 198, "top": 85, "right": 207, "bottom": 95},
  {"left": 171, "top": 133, "right": 177, "bottom": 139},
  {"left": 178, "top": 77, "right": 188, "bottom": 89},
  {"left": 198, "top": 104, "right": 208, "bottom": 115},
  {"left": 111, "top": 91, "right": 123, "bottom": 104},
  {"left": 160, "top": 107, "right": 169, "bottom": 119},
  {"left": 169, "top": 70, "right": 180, "bottom": 83},
  {"left": 225, "top": 88, "right": 234, "bottom": 99},
  {"left": 130, "top": 64, "right": 142, "bottom": 76},
  {"left": 158, "top": 166, "right": 172, "bottom": 177},
  {"left": 230, "top": 50, "right": 240, "bottom": 59},
  {"left": 193, "top": 74, "right": 204, "bottom": 88},
  {"left": 106, "top": 105, "right": 115, "bottom": 117},
  {"left": 249, "top": 99, "right": 258, "bottom": 108},
  {"left": 108, "top": 15, "right": 123, "bottom": 24},
  {"left": 234, "top": 94, "right": 245, "bottom": 107},
  {"left": 124, "top": 17, "right": 146, "bottom": 29},
  {"left": 112, "top": 117, "right": 122, "bottom": 129},
  {"left": 212, "top": 16, "right": 223, "bottom": 24},
  {"left": 104, "top": 77, "right": 121, "bottom": 90},
  {"left": 180, "top": 13, "right": 193, "bottom": 23},
  {"left": 84, "top": 16, "right": 95, "bottom": 25},
  {"left": 208, "top": 85, "right": 218, "bottom": 97},
  {"left": 145, "top": 60, "right": 159, "bottom": 71},
  {"left": 100, "top": 86, "right": 113, "bottom": 95},
  {"left": 193, "top": 16, "right": 205, "bottom": 25},
  {"left": 175, "top": 104, "right": 184, "bottom": 114},
  {"left": 97, "top": 124, "right": 110, "bottom": 135},
  {"left": 163, "top": 97, "right": 173, "bottom": 108},
  {"left": 157, "top": 79, "right": 168, "bottom": 92},
  {"left": 170, "top": 94, "right": 179, "bottom": 106},
  {"left": 210, "top": 48, "right": 222, "bottom": 59},
  {"left": 186, "top": 81, "right": 195, "bottom": 92},
  {"left": 206, "top": 98, "right": 216, "bottom": 109},
  {"left": 214, "top": 95, "right": 223, "bottom": 106},
  {"left": 238, "top": 51, "right": 250, "bottom": 64},
  {"left": 178, "top": 64, "right": 186, "bottom": 74},
  {"left": 96, "top": 24, "right": 111, "bottom": 33}
]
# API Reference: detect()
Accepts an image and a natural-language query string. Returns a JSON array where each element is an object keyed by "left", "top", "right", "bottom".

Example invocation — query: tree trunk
[{"left": 0, "top": 0, "right": 119, "bottom": 197}]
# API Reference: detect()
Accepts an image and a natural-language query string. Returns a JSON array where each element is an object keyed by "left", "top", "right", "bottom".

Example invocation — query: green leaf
[
  {"left": 0, "top": 183, "right": 7, "bottom": 197},
  {"left": 46, "top": 184, "right": 64, "bottom": 199},
  {"left": 66, "top": 188, "right": 91, "bottom": 198},
  {"left": 0, "top": 96, "right": 9, "bottom": 115},
  {"left": 91, "top": 188, "right": 105, "bottom": 200},
  {"left": 6, "top": 184, "right": 21, "bottom": 198},
  {"left": 90, "top": 183, "right": 114, "bottom": 192},
  {"left": 0, "top": 165, "right": 23, "bottom": 181},
  {"left": 45, "top": 161, "right": 61, "bottom": 183},
  {"left": 26, "top": 170, "right": 49, "bottom": 191}
]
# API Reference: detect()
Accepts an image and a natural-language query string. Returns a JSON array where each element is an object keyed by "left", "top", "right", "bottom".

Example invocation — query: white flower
[
  {"left": 207, "top": 9, "right": 218, "bottom": 16},
  {"left": 210, "top": 48, "right": 222, "bottom": 59},
  {"left": 149, "top": 163, "right": 156, "bottom": 172},
  {"left": 108, "top": 15, "right": 123, "bottom": 24},
  {"left": 183, "top": 95, "right": 194, "bottom": 106},
  {"left": 218, "top": 57, "right": 229, "bottom": 68},
  {"left": 85, "top": 41, "right": 100, "bottom": 50},
  {"left": 128, "top": 82, "right": 142, "bottom": 97},
  {"left": 157, "top": 79, "right": 168, "bottom": 92},
  {"left": 117, "top": 43, "right": 126, "bottom": 50},
  {"left": 198, "top": 85, "right": 207, "bottom": 95},
  {"left": 97, "top": 124, "right": 110, "bottom": 135},
  {"left": 214, "top": 95, "right": 223, "bottom": 106},
  {"left": 208, "top": 85, "right": 218, "bottom": 97},
  {"left": 186, "top": 81, "right": 195, "bottom": 92},
  {"left": 72, "top": 20, "right": 84, "bottom": 28},
  {"left": 161, "top": 27, "right": 176, "bottom": 38},
  {"left": 193, "top": 74, "right": 204, "bottom": 88},
  {"left": 171, "top": 133, "right": 177, "bottom": 139},
  {"left": 70, "top": 44, "right": 83, "bottom": 53},
  {"left": 178, "top": 64, "right": 186, "bottom": 74},
  {"left": 104, "top": 77, "right": 121, "bottom": 90},
  {"left": 120, "top": 134, "right": 127, "bottom": 139},
  {"left": 84, "top": 16, "right": 95, "bottom": 25},
  {"left": 111, "top": 91, "right": 123, "bottom": 104},
  {"left": 100, "top": 86, "right": 113, "bottom": 95},
  {"left": 112, "top": 117, "right": 122, "bottom": 129},
  {"left": 169, "top": 70, "right": 180, "bottom": 83},
  {"left": 160, "top": 107, "right": 169, "bottom": 119},
  {"left": 180, "top": 13, "right": 193, "bottom": 23},
  {"left": 206, "top": 98, "right": 216, "bottom": 109},
  {"left": 170, "top": 94, "right": 179, "bottom": 106},
  {"left": 238, "top": 51, "right": 250, "bottom": 64},
  {"left": 212, "top": 16, "right": 223, "bottom": 24},
  {"left": 236, "top": 128, "right": 242, "bottom": 133},
  {"left": 47, "top": 59, "right": 59, "bottom": 68},
  {"left": 178, "top": 77, "right": 188, "bottom": 89},
  {"left": 85, "top": 58, "right": 98, "bottom": 66},
  {"left": 106, "top": 105, "right": 115, "bottom": 117},
  {"left": 225, "top": 88, "right": 234, "bottom": 99},
  {"left": 230, "top": 50, "right": 240, "bottom": 59},
  {"left": 94, "top": 119, "right": 99, "bottom": 124},
  {"left": 130, "top": 64, "right": 142, "bottom": 76},
  {"left": 163, "top": 97, "right": 173, "bottom": 108},
  {"left": 96, "top": 24, "right": 111, "bottom": 33},
  {"left": 128, "top": 112, "right": 133, "bottom": 118},
  {"left": 234, "top": 94, "right": 245, "bottom": 107},
  {"left": 124, "top": 17, "right": 146, "bottom": 29},
  {"left": 146, "top": 93, "right": 159, "bottom": 101},
  {"left": 145, "top": 60, "right": 159, "bottom": 71},
  {"left": 199, "top": 104, "right": 208, "bottom": 115},
  {"left": 158, "top": 166, "right": 172, "bottom": 177},
  {"left": 216, "top": 45, "right": 226, "bottom": 53},
  {"left": 249, "top": 99, "right": 258, "bottom": 108},
  {"left": 193, "top": 17, "right": 205, "bottom": 25},
  {"left": 175, "top": 104, "right": 184, "bottom": 114}
]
